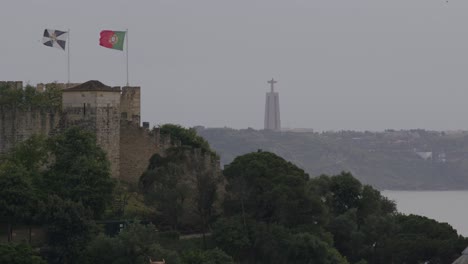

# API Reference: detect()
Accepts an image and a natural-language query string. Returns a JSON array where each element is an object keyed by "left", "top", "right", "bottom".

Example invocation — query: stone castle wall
[
  {"left": 119, "top": 122, "right": 157, "bottom": 183},
  {"left": 0, "top": 80, "right": 221, "bottom": 185},
  {"left": 119, "top": 123, "right": 173, "bottom": 183},
  {"left": 120, "top": 86, "right": 141, "bottom": 125},
  {"left": 0, "top": 81, "right": 23, "bottom": 90},
  {"left": 0, "top": 107, "right": 60, "bottom": 154},
  {"left": 0, "top": 81, "right": 75, "bottom": 155},
  {"left": 62, "top": 89, "right": 122, "bottom": 178}
]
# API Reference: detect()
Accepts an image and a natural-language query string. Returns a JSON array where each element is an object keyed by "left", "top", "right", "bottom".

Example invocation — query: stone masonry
[
  {"left": 0, "top": 81, "right": 60, "bottom": 155},
  {"left": 61, "top": 81, "right": 122, "bottom": 178},
  {"left": 0, "top": 80, "right": 219, "bottom": 184},
  {"left": 0, "top": 80, "right": 148, "bottom": 182}
]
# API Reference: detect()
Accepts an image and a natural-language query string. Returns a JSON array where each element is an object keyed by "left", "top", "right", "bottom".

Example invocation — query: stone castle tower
[
  {"left": 0, "top": 80, "right": 164, "bottom": 182},
  {"left": 62, "top": 81, "right": 123, "bottom": 178},
  {"left": 264, "top": 78, "right": 281, "bottom": 131}
]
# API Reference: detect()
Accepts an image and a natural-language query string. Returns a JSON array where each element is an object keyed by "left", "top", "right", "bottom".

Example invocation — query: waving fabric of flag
[
  {"left": 99, "top": 30, "right": 126, "bottom": 51},
  {"left": 42, "top": 29, "right": 68, "bottom": 50}
]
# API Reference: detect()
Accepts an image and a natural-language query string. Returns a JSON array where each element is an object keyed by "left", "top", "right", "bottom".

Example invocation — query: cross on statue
[{"left": 268, "top": 78, "right": 277, "bottom": 92}]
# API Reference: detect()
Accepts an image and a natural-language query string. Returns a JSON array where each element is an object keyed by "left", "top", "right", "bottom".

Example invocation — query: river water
[{"left": 382, "top": 190, "right": 468, "bottom": 237}]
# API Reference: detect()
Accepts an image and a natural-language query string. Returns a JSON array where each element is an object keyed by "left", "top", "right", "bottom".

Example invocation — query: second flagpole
[
  {"left": 126, "top": 29, "right": 129, "bottom": 86},
  {"left": 67, "top": 28, "right": 70, "bottom": 85}
]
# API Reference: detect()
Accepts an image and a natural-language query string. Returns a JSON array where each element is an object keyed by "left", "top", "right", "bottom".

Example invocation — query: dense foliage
[
  {"left": 0, "top": 243, "right": 46, "bottom": 264},
  {"left": 85, "top": 223, "right": 181, "bottom": 264},
  {"left": 159, "top": 124, "right": 216, "bottom": 157},
  {"left": 141, "top": 126, "right": 222, "bottom": 235},
  {"left": 41, "top": 128, "right": 115, "bottom": 218},
  {"left": 0, "top": 128, "right": 114, "bottom": 264},
  {"left": 215, "top": 151, "right": 467, "bottom": 264},
  {"left": 0, "top": 83, "right": 62, "bottom": 110},
  {"left": 0, "top": 124, "right": 466, "bottom": 263}
]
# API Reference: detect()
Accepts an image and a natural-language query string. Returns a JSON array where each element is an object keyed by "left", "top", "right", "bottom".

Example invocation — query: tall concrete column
[{"left": 264, "top": 78, "right": 281, "bottom": 131}]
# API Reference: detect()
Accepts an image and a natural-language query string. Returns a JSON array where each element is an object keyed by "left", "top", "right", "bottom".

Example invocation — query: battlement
[
  {"left": 0, "top": 81, "right": 23, "bottom": 90},
  {"left": 0, "top": 80, "right": 143, "bottom": 181},
  {"left": 0, "top": 81, "right": 83, "bottom": 92},
  {"left": 36, "top": 83, "right": 80, "bottom": 91},
  {"left": 0, "top": 79, "right": 220, "bottom": 184},
  {"left": 121, "top": 86, "right": 141, "bottom": 125}
]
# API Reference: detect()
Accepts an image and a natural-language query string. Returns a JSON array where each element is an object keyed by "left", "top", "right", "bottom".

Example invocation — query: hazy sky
[{"left": 1, "top": 0, "right": 467, "bottom": 131}]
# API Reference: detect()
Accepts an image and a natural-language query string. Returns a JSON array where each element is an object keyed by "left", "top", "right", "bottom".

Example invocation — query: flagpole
[
  {"left": 67, "top": 28, "right": 70, "bottom": 85},
  {"left": 126, "top": 29, "right": 129, "bottom": 86}
]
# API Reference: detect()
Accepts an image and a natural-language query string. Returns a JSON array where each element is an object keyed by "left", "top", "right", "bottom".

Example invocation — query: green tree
[
  {"left": 328, "top": 209, "right": 365, "bottom": 262},
  {"left": 328, "top": 172, "right": 363, "bottom": 215},
  {"left": 41, "top": 127, "right": 115, "bottom": 218},
  {"left": 39, "top": 196, "right": 96, "bottom": 264},
  {"left": 212, "top": 216, "right": 253, "bottom": 260},
  {"left": 286, "top": 232, "right": 349, "bottom": 264},
  {"left": 381, "top": 214, "right": 467, "bottom": 264},
  {"left": 309, "top": 173, "right": 398, "bottom": 263},
  {"left": 141, "top": 130, "right": 221, "bottom": 234},
  {"left": 357, "top": 185, "right": 396, "bottom": 225},
  {"left": 0, "top": 243, "right": 46, "bottom": 264},
  {"left": 182, "top": 248, "right": 234, "bottom": 264},
  {"left": 223, "top": 151, "right": 326, "bottom": 227},
  {"left": 0, "top": 163, "right": 39, "bottom": 242},
  {"left": 83, "top": 235, "right": 125, "bottom": 264},
  {"left": 159, "top": 124, "right": 213, "bottom": 155},
  {"left": 6, "top": 135, "right": 49, "bottom": 174},
  {"left": 85, "top": 223, "right": 181, "bottom": 264},
  {"left": 140, "top": 152, "right": 190, "bottom": 230}
]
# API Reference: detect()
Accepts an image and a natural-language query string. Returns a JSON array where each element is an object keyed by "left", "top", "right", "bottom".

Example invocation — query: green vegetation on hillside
[
  {"left": 197, "top": 127, "right": 468, "bottom": 189},
  {"left": 159, "top": 124, "right": 217, "bottom": 158},
  {"left": 141, "top": 125, "right": 222, "bottom": 237},
  {"left": 0, "top": 243, "right": 46, "bottom": 264},
  {"left": 215, "top": 151, "right": 467, "bottom": 264},
  {"left": 0, "top": 128, "right": 114, "bottom": 263},
  {"left": 0, "top": 125, "right": 466, "bottom": 263}
]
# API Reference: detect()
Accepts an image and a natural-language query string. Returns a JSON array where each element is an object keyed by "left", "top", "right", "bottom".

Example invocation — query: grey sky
[{"left": 1, "top": 0, "right": 467, "bottom": 131}]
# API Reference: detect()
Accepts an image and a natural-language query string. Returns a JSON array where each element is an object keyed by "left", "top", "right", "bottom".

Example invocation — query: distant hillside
[{"left": 196, "top": 127, "right": 468, "bottom": 190}]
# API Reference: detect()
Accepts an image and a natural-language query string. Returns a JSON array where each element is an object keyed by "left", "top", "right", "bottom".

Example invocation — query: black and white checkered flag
[{"left": 42, "top": 29, "right": 68, "bottom": 50}]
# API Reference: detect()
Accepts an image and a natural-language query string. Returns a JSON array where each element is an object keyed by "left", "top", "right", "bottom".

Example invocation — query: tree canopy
[
  {"left": 140, "top": 127, "right": 222, "bottom": 235},
  {"left": 41, "top": 127, "right": 115, "bottom": 218},
  {"left": 1, "top": 125, "right": 467, "bottom": 264},
  {"left": 215, "top": 151, "right": 467, "bottom": 264},
  {"left": 0, "top": 127, "right": 115, "bottom": 264},
  {"left": 0, "top": 243, "right": 46, "bottom": 264},
  {"left": 159, "top": 124, "right": 215, "bottom": 156}
]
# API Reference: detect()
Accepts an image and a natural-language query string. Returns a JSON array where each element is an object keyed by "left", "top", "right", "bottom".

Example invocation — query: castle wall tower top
[
  {"left": 62, "top": 80, "right": 122, "bottom": 178},
  {"left": 120, "top": 86, "right": 141, "bottom": 125},
  {"left": 0, "top": 81, "right": 23, "bottom": 90}
]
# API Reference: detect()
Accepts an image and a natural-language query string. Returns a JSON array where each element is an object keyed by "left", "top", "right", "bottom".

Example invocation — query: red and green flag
[{"left": 99, "top": 30, "right": 126, "bottom": 50}]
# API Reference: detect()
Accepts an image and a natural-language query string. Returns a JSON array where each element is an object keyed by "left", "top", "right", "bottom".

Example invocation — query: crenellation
[
  {"left": 62, "top": 81, "right": 121, "bottom": 178},
  {"left": 0, "top": 81, "right": 23, "bottom": 90},
  {"left": 119, "top": 121, "right": 159, "bottom": 182},
  {"left": 0, "top": 79, "right": 220, "bottom": 184},
  {"left": 120, "top": 86, "right": 140, "bottom": 125}
]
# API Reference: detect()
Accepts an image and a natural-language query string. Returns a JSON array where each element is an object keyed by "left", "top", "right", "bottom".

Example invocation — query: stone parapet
[
  {"left": 119, "top": 121, "right": 160, "bottom": 183},
  {"left": 0, "top": 106, "right": 60, "bottom": 154},
  {"left": 0, "top": 80, "right": 222, "bottom": 186},
  {"left": 0, "top": 81, "right": 23, "bottom": 90},
  {"left": 120, "top": 86, "right": 141, "bottom": 125}
]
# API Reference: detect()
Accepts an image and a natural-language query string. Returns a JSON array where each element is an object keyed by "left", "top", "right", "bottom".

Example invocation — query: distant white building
[
  {"left": 264, "top": 78, "right": 281, "bottom": 131},
  {"left": 416, "top": 151, "right": 433, "bottom": 160}
]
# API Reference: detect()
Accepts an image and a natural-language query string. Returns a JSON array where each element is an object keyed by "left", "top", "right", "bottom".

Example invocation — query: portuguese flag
[{"left": 99, "top": 30, "right": 126, "bottom": 50}]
